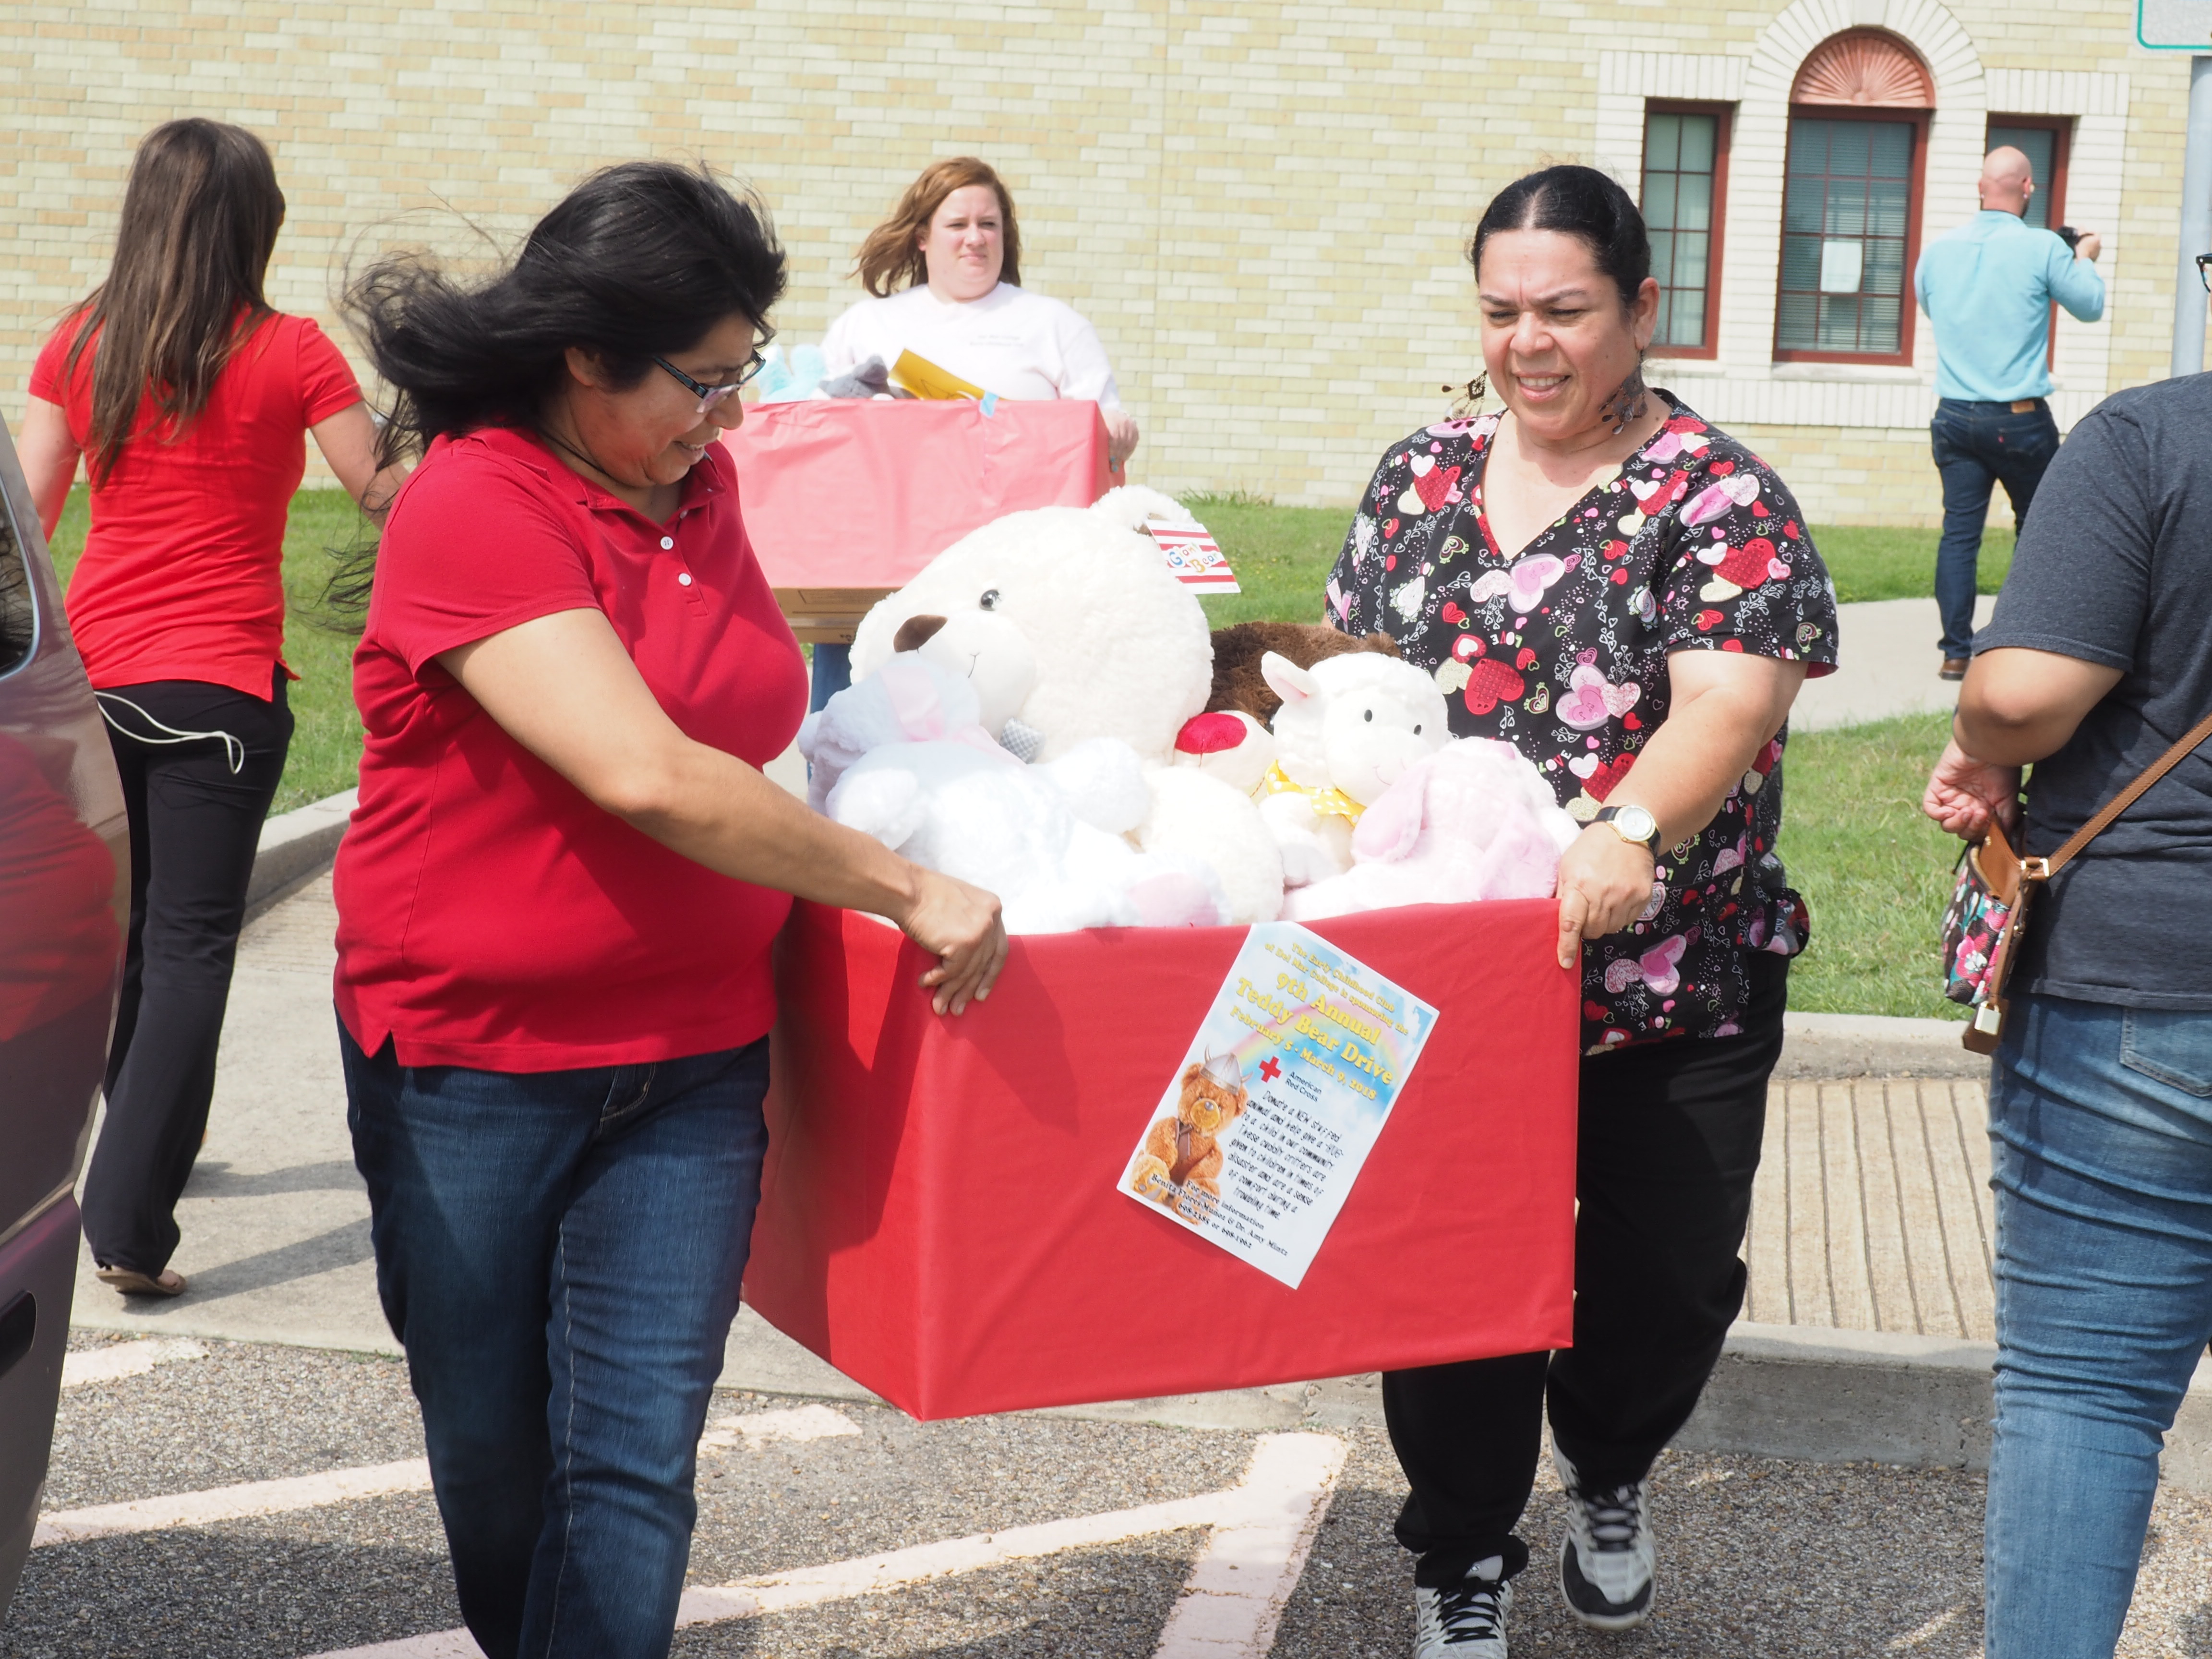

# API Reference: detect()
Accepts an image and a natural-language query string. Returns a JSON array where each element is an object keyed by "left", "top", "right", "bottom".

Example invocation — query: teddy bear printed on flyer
[
  {"left": 1127, "top": 1051, "right": 1250, "bottom": 1223},
  {"left": 1326, "top": 397, "right": 1839, "bottom": 1052}
]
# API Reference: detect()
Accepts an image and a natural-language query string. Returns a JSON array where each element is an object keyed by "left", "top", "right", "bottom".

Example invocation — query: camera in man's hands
[{"left": 2056, "top": 225, "right": 2083, "bottom": 251}]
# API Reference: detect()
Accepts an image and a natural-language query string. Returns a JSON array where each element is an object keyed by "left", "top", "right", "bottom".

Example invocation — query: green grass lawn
[
  {"left": 44, "top": 484, "right": 1977, "bottom": 1017},
  {"left": 46, "top": 485, "right": 375, "bottom": 816},
  {"left": 1775, "top": 711, "right": 1965, "bottom": 1021}
]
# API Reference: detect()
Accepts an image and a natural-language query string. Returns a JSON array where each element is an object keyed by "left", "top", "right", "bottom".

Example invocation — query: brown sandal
[{"left": 96, "top": 1264, "right": 187, "bottom": 1298}]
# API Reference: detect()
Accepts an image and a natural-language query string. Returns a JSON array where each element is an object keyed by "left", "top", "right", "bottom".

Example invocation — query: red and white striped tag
[{"left": 1145, "top": 519, "right": 1239, "bottom": 594}]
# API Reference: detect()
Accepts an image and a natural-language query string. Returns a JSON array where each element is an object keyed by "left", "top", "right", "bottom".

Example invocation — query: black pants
[
  {"left": 1384, "top": 953, "right": 1786, "bottom": 1586},
  {"left": 81, "top": 670, "right": 290, "bottom": 1275}
]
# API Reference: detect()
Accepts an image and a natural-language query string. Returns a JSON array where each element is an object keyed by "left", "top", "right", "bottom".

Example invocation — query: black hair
[
  {"left": 325, "top": 161, "right": 785, "bottom": 617},
  {"left": 347, "top": 159, "right": 787, "bottom": 464},
  {"left": 1468, "top": 165, "right": 1650, "bottom": 308}
]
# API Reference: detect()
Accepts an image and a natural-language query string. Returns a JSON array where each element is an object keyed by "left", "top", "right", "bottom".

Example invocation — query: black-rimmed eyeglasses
[
  {"left": 2197, "top": 253, "right": 2212, "bottom": 293},
  {"left": 654, "top": 350, "right": 765, "bottom": 414}
]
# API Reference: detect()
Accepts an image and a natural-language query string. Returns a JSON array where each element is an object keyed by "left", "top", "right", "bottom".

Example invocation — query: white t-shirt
[{"left": 819, "top": 282, "right": 1122, "bottom": 407}]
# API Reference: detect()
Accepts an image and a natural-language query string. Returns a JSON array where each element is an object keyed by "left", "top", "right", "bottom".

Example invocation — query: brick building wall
[{"left": 0, "top": 0, "right": 2193, "bottom": 523}]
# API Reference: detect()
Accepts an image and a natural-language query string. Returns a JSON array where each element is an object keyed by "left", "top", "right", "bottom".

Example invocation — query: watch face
[{"left": 1615, "top": 805, "right": 1657, "bottom": 842}]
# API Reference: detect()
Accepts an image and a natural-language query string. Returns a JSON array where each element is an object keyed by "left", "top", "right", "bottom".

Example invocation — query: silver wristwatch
[{"left": 1593, "top": 804, "right": 1661, "bottom": 856}]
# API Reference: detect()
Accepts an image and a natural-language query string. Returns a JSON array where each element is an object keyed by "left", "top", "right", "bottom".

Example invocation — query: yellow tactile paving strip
[{"left": 1743, "top": 1080, "right": 1998, "bottom": 1341}]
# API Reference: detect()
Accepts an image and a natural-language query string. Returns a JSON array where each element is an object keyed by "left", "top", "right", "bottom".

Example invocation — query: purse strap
[{"left": 2040, "top": 708, "right": 2212, "bottom": 876}]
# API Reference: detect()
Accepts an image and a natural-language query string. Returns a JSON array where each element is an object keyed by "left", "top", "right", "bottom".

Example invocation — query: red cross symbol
[{"left": 1259, "top": 1056, "right": 1282, "bottom": 1082}]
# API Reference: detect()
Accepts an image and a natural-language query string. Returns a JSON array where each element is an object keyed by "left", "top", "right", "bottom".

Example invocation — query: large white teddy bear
[
  {"left": 849, "top": 489, "right": 1285, "bottom": 925},
  {"left": 1257, "top": 649, "right": 1450, "bottom": 888}
]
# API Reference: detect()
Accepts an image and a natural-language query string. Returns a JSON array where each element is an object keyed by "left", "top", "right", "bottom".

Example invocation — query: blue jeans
[
  {"left": 341, "top": 1023, "right": 771, "bottom": 1659},
  {"left": 1930, "top": 398, "right": 2060, "bottom": 660},
  {"left": 1984, "top": 993, "right": 2212, "bottom": 1659},
  {"left": 808, "top": 643, "right": 852, "bottom": 712}
]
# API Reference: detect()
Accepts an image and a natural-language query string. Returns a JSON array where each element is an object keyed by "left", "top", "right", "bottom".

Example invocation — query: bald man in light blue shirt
[{"left": 1914, "top": 145, "right": 2104, "bottom": 677}]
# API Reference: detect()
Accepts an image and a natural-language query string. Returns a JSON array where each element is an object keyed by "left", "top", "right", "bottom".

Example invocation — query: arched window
[{"left": 1776, "top": 30, "right": 1934, "bottom": 363}]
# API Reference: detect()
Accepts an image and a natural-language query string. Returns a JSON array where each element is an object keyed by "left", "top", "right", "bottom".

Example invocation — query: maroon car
[{"left": 0, "top": 418, "right": 126, "bottom": 1617}]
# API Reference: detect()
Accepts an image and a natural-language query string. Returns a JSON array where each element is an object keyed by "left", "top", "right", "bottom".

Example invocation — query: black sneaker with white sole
[
  {"left": 1412, "top": 1556, "right": 1513, "bottom": 1657},
  {"left": 1553, "top": 1448, "right": 1655, "bottom": 1630}
]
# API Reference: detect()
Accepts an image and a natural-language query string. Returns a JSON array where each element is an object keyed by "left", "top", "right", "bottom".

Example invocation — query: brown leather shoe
[{"left": 1940, "top": 657, "right": 1969, "bottom": 681}]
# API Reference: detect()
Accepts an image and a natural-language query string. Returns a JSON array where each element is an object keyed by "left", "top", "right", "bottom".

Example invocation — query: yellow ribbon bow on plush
[{"left": 1256, "top": 762, "right": 1366, "bottom": 824}]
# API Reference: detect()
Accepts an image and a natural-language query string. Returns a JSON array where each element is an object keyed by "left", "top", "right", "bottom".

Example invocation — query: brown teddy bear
[
  {"left": 1128, "top": 1055, "right": 1250, "bottom": 1222},
  {"left": 1206, "top": 622, "right": 1400, "bottom": 723}
]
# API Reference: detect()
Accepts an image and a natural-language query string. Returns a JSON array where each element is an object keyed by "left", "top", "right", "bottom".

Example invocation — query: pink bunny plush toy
[{"left": 1284, "top": 737, "right": 1581, "bottom": 922}]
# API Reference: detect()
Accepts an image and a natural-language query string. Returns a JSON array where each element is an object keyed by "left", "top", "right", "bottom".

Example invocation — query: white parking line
[
  {"left": 34, "top": 1459, "right": 433, "bottom": 1548},
  {"left": 32, "top": 1404, "right": 867, "bottom": 1551},
  {"left": 1153, "top": 1433, "right": 1347, "bottom": 1657},
  {"left": 302, "top": 1431, "right": 1347, "bottom": 1659},
  {"left": 60, "top": 1337, "right": 209, "bottom": 1389}
]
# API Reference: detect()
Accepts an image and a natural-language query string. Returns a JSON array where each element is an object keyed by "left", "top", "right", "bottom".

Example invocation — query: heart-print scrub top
[{"left": 1324, "top": 394, "right": 1839, "bottom": 1053}]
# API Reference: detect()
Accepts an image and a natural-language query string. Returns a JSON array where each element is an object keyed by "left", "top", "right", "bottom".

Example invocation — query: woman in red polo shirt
[
  {"left": 17, "top": 119, "right": 399, "bottom": 1299},
  {"left": 334, "top": 162, "right": 1004, "bottom": 1659}
]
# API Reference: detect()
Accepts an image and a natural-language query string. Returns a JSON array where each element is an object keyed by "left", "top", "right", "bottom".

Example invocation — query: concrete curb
[
  {"left": 1777, "top": 1011, "right": 1986, "bottom": 1079},
  {"left": 1027, "top": 1324, "right": 2212, "bottom": 1493},
  {"left": 243, "top": 789, "right": 354, "bottom": 923}
]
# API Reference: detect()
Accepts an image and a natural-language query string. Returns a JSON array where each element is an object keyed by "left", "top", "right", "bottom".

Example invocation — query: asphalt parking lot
[{"left": 12, "top": 1333, "right": 2212, "bottom": 1657}]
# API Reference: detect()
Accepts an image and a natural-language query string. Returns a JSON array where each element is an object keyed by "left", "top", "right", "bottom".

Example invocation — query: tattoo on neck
[{"left": 1600, "top": 367, "right": 1649, "bottom": 436}]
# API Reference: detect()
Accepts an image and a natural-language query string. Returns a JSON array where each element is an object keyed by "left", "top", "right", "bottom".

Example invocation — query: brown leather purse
[{"left": 1947, "top": 709, "right": 2212, "bottom": 1055}]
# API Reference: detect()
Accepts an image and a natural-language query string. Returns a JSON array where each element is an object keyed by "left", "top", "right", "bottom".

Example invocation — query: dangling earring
[
  {"left": 1600, "top": 363, "right": 1649, "bottom": 435},
  {"left": 1443, "top": 371, "right": 1489, "bottom": 418}
]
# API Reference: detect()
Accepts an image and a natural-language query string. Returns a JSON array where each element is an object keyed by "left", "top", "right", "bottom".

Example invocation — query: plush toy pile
[{"left": 797, "top": 488, "right": 1578, "bottom": 933}]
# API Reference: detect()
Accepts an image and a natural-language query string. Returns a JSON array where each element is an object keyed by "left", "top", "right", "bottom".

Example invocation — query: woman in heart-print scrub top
[{"left": 1327, "top": 166, "right": 1837, "bottom": 1655}]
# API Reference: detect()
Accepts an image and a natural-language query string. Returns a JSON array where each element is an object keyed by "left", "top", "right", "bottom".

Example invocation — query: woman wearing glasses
[{"left": 335, "top": 161, "right": 1005, "bottom": 1659}]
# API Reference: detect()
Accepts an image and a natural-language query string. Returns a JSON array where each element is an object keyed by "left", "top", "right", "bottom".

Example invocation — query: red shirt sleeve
[
  {"left": 29, "top": 315, "right": 92, "bottom": 437},
  {"left": 293, "top": 317, "right": 364, "bottom": 426},
  {"left": 371, "top": 444, "right": 603, "bottom": 676}
]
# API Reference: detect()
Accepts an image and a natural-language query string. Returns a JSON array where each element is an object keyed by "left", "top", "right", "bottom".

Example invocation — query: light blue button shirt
[{"left": 1914, "top": 211, "right": 2104, "bottom": 402}]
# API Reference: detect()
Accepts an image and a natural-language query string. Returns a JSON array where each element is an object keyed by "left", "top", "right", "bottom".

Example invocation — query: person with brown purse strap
[{"left": 1921, "top": 375, "right": 2212, "bottom": 1659}]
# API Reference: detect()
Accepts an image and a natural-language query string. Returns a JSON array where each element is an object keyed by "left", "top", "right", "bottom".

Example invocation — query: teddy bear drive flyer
[{"left": 1121, "top": 922, "right": 1440, "bottom": 1288}]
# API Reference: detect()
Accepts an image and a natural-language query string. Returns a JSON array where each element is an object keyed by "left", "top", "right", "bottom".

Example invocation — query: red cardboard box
[
  {"left": 721, "top": 399, "right": 1114, "bottom": 640},
  {"left": 744, "top": 899, "right": 1580, "bottom": 1420}
]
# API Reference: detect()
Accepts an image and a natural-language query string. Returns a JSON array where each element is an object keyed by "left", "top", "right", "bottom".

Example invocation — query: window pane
[
  {"left": 1789, "top": 120, "right": 1827, "bottom": 172},
  {"left": 1988, "top": 124, "right": 2057, "bottom": 230},
  {"left": 1829, "top": 121, "right": 1869, "bottom": 179},
  {"left": 1679, "top": 115, "right": 1716, "bottom": 174},
  {"left": 1777, "top": 116, "right": 1913, "bottom": 355},
  {"left": 1869, "top": 121, "right": 1913, "bottom": 179},
  {"left": 1641, "top": 108, "right": 1723, "bottom": 350},
  {"left": 1671, "top": 235, "right": 1708, "bottom": 291},
  {"left": 1675, "top": 173, "right": 1712, "bottom": 234}
]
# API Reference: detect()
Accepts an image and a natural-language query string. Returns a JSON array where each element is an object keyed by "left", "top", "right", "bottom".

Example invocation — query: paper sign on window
[
  {"left": 1818, "top": 239, "right": 1864, "bottom": 294},
  {"left": 1119, "top": 922, "right": 1439, "bottom": 1287}
]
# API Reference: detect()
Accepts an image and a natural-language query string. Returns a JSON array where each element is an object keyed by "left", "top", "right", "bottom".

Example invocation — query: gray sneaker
[
  {"left": 1553, "top": 1448, "right": 1655, "bottom": 1629},
  {"left": 1411, "top": 1556, "right": 1512, "bottom": 1656}
]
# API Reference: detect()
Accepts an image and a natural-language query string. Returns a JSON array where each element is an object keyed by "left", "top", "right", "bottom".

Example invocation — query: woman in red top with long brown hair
[{"left": 17, "top": 118, "right": 400, "bottom": 1297}]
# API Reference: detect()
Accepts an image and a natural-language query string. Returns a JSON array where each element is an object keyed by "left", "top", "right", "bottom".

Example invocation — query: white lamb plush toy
[
  {"left": 1285, "top": 739, "right": 1581, "bottom": 921},
  {"left": 1259, "top": 649, "right": 1451, "bottom": 888},
  {"left": 849, "top": 489, "right": 1285, "bottom": 924},
  {"left": 827, "top": 731, "right": 1230, "bottom": 934}
]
